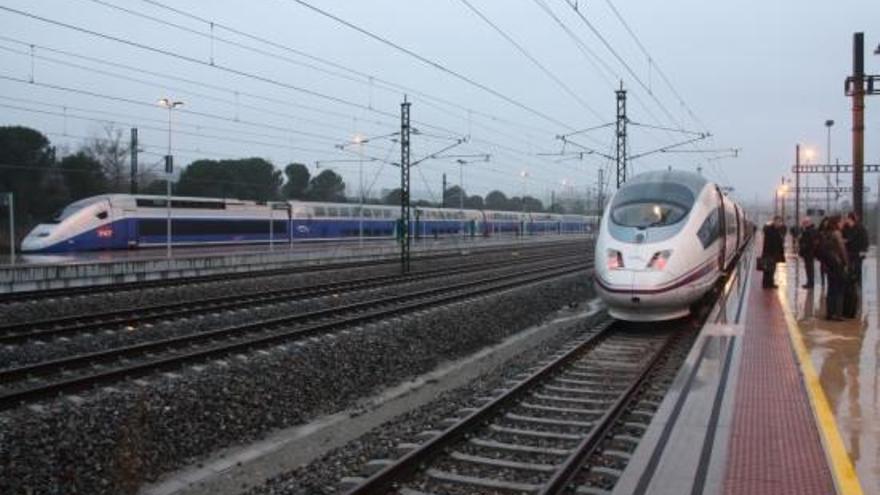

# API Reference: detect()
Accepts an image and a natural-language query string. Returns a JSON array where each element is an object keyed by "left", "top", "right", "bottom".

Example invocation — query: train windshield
[{"left": 610, "top": 182, "right": 694, "bottom": 228}]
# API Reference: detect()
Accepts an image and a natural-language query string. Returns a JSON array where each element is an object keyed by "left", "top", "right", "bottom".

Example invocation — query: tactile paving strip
[{"left": 723, "top": 276, "right": 835, "bottom": 495}]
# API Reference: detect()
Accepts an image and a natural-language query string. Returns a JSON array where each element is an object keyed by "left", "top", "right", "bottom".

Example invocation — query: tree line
[{"left": 0, "top": 125, "right": 581, "bottom": 246}]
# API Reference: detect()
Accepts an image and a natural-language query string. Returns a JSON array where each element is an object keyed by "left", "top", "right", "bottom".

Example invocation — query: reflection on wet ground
[{"left": 784, "top": 249, "right": 879, "bottom": 491}]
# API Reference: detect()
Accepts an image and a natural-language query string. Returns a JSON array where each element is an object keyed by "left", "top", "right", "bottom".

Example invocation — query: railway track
[
  {"left": 343, "top": 319, "right": 684, "bottom": 495},
  {"left": 0, "top": 248, "right": 587, "bottom": 346},
  {"left": 0, "top": 239, "right": 589, "bottom": 304},
  {"left": 0, "top": 258, "right": 590, "bottom": 411}
]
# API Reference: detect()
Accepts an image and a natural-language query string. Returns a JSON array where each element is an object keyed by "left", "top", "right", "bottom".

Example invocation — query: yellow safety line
[{"left": 776, "top": 278, "right": 864, "bottom": 495}]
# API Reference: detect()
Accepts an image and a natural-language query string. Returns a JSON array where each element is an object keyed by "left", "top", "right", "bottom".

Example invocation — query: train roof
[{"left": 624, "top": 170, "right": 709, "bottom": 195}]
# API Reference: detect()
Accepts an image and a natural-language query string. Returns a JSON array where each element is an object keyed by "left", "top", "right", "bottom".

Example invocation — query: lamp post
[
  {"left": 778, "top": 180, "right": 789, "bottom": 225},
  {"left": 158, "top": 97, "right": 184, "bottom": 259},
  {"left": 459, "top": 160, "right": 465, "bottom": 238},
  {"left": 824, "top": 120, "right": 835, "bottom": 209},
  {"left": 799, "top": 146, "right": 814, "bottom": 228},
  {"left": 352, "top": 134, "right": 366, "bottom": 247},
  {"left": 520, "top": 170, "right": 529, "bottom": 238}
]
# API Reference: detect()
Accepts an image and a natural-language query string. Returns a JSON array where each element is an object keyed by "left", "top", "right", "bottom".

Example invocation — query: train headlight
[
  {"left": 647, "top": 250, "right": 673, "bottom": 270},
  {"left": 606, "top": 249, "right": 624, "bottom": 270}
]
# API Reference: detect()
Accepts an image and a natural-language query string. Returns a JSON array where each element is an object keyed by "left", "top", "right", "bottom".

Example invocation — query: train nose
[{"left": 21, "top": 225, "right": 54, "bottom": 252}]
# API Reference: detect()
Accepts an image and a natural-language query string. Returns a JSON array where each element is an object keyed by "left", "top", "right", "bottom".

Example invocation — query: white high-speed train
[{"left": 594, "top": 170, "right": 752, "bottom": 321}]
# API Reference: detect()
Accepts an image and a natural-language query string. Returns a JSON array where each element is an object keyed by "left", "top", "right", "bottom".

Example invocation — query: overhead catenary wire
[
  {"left": 0, "top": 42, "right": 387, "bottom": 139},
  {"left": 600, "top": 0, "right": 709, "bottom": 132},
  {"left": 0, "top": 100, "right": 346, "bottom": 157},
  {"left": 284, "top": 0, "right": 576, "bottom": 131},
  {"left": 529, "top": 0, "right": 690, "bottom": 158},
  {"left": 0, "top": 73, "right": 351, "bottom": 146},
  {"left": 561, "top": 0, "right": 685, "bottom": 131},
  {"left": 0, "top": 5, "right": 411, "bottom": 124},
  {"left": 0, "top": 3, "right": 607, "bottom": 204},
  {"left": 598, "top": 0, "right": 730, "bottom": 185},
  {"left": 130, "top": 0, "right": 564, "bottom": 141},
  {"left": 455, "top": 0, "right": 606, "bottom": 123},
  {"left": 0, "top": 30, "right": 570, "bottom": 179}
]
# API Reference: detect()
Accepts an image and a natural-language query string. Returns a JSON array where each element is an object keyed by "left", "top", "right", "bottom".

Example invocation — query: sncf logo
[{"left": 97, "top": 227, "right": 113, "bottom": 238}]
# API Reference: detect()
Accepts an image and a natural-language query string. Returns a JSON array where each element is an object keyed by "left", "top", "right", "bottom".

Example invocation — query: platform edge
[{"left": 776, "top": 279, "right": 864, "bottom": 495}]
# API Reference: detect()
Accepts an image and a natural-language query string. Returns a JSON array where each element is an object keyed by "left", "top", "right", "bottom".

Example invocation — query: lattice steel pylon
[
  {"left": 400, "top": 97, "right": 412, "bottom": 274},
  {"left": 615, "top": 82, "right": 628, "bottom": 188}
]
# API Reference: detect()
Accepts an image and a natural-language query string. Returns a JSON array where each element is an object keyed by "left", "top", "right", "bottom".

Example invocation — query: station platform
[
  {"left": 612, "top": 241, "right": 870, "bottom": 495},
  {"left": 0, "top": 234, "right": 588, "bottom": 294}
]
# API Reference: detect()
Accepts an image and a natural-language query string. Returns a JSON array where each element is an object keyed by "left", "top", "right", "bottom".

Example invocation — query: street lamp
[
  {"left": 825, "top": 119, "right": 835, "bottom": 208},
  {"left": 778, "top": 181, "right": 789, "bottom": 223},
  {"left": 520, "top": 170, "right": 529, "bottom": 212},
  {"left": 520, "top": 170, "right": 529, "bottom": 238},
  {"left": 353, "top": 133, "right": 366, "bottom": 247},
  {"left": 158, "top": 97, "right": 184, "bottom": 259}
]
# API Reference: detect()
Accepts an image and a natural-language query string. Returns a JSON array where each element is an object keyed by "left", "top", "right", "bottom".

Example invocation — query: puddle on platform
[{"left": 785, "top": 251, "right": 880, "bottom": 491}]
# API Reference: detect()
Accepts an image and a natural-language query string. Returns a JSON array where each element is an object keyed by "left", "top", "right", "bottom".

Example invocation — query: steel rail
[
  {"left": 0, "top": 261, "right": 589, "bottom": 410},
  {"left": 0, "top": 248, "right": 585, "bottom": 345},
  {"left": 346, "top": 321, "right": 679, "bottom": 495},
  {"left": 0, "top": 238, "right": 587, "bottom": 303}
]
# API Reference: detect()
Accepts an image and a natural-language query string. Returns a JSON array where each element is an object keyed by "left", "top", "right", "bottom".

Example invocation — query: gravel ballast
[
  {"left": 245, "top": 302, "right": 607, "bottom": 495},
  {"left": 0, "top": 271, "right": 592, "bottom": 495}
]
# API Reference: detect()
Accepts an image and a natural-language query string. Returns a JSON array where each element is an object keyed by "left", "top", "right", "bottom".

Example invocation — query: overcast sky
[{"left": 1, "top": 0, "right": 878, "bottom": 207}]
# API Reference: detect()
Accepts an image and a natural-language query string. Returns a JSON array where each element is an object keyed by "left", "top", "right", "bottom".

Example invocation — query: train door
[
  {"left": 92, "top": 199, "right": 117, "bottom": 250},
  {"left": 734, "top": 205, "right": 741, "bottom": 250},
  {"left": 121, "top": 200, "right": 139, "bottom": 248},
  {"left": 716, "top": 187, "right": 727, "bottom": 271}
]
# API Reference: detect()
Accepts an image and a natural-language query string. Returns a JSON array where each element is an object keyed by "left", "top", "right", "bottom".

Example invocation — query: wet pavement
[{"left": 783, "top": 247, "right": 880, "bottom": 492}]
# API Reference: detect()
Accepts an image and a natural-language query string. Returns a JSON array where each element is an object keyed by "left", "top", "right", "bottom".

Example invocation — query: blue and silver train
[{"left": 21, "top": 194, "right": 596, "bottom": 253}]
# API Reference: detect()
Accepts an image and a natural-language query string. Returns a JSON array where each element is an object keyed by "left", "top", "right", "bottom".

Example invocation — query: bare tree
[{"left": 83, "top": 124, "right": 129, "bottom": 193}]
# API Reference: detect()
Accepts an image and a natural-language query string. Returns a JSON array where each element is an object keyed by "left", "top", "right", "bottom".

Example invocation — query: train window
[
  {"left": 383, "top": 209, "right": 393, "bottom": 219},
  {"left": 327, "top": 207, "right": 338, "bottom": 217},
  {"left": 313, "top": 207, "right": 326, "bottom": 217},
  {"left": 338, "top": 207, "right": 351, "bottom": 217},
  {"left": 135, "top": 198, "right": 225, "bottom": 210},
  {"left": 612, "top": 202, "right": 689, "bottom": 228},
  {"left": 96, "top": 211, "right": 108, "bottom": 220},
  {"left": 697, "top": 208, "right": 722, "bottom": 248},
  {"left": 610, "top": 182, "right": 694, "bottom": 229}
]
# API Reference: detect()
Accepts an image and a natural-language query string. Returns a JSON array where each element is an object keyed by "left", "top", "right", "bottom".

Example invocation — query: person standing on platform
[
  {"left": 820, "top": 215, "right": 848, "bottom": 321},
  {"left": 841, "top": 213, "right": 868, "bottom": 318},
  {"left": 761, "top": 216, "right": 785, "bottom": 289},
  {"left": 798, "top": 217, "right": 818, "bottom": 289},
  {"left": 817, "top": 217, "right": 830, "bottom": 287},
  {"left": 843, "top": 212, "right": 868, "bottom": 284}
]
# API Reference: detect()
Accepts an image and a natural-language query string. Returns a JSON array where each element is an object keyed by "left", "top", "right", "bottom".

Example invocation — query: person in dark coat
[
  {"left": 842, "top": 212, "right": 868, "bottom": 284},
  {"left": 823, "top": 215, "right": 848, "bottom": 320},
  {"left": 817, "top": 217, "right": 830, "bottom": 287},
  {"left": 798, "top": 217, "right": 818, "bottom": 289},
  {"left": 761, "top": 216, "right": 785, "bottom": 289}
]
